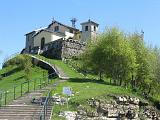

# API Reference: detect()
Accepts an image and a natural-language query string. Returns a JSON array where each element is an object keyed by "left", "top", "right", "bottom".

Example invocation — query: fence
[
  {"left": 39, "top": 90, "right": 52, "bottom": 120},
  {"left": 39, "top": 79, "right": 59, "bottom": 120},
  {"left": 0, "top": 72, "right": 56, "bottom": 107}
]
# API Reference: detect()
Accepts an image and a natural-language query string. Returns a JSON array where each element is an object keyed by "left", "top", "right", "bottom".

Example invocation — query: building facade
[
  {"left": 23, "top": 19, "right": 99, "bottom": 59},
  {"left": 81, "top": 19, "right": 99, "bottom": 42}
]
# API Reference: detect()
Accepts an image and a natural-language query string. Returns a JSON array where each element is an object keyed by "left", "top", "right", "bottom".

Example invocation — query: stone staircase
[
  {"left": 0, "top": 55, "right": 65, "bottom": 120},
  {"left": 0, "top": 87, "right": 53, "bottom": 120},
  {"left": 0, "top": 105, "right": 51, "bottom": 120}
]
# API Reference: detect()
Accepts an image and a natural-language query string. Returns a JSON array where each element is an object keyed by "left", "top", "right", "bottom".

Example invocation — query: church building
[{"left": 23, "top": 19, "right": 99, "bottom": 59}]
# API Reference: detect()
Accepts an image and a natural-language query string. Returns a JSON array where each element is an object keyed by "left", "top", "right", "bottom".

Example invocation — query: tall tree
[
  {"left": 82, "top": 27, "right": 136, "bottom": 85},
  {"left": 148, "top": 48, "right": 160, "bottom": 96},
  {"left": 129, "top": 33, "right": 152, "bottom": 92},
  {"left": 22, "top": 55, "right": 32, "bottom": 81}
]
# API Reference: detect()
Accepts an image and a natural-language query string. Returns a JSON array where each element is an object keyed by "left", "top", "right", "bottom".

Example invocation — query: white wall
[
  {"left": 51, "top": 34, "right": 62, "bottom": 41},
  {"left": 34, "top": 31, "right": 52, "bottom": 47},
  {"left": 65, "top": 31, "right": 74, "bottom": 39},
  {"left": 34, "top": 31, "right": 62, "bottom": 47},
  {"left": 81, "top": 23, "right": 98, "bottom": 42}
]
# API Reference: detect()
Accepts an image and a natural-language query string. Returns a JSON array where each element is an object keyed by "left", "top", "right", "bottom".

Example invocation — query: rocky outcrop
[
  {"left": 52, "top": 94, "right": 68, "bottom": 105},
  {"left": 59, "top": 95, "right": 160, "bottom": 120}
]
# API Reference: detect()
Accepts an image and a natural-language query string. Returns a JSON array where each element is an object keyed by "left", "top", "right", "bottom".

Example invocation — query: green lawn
[
  {"left": 0, "top": 64, "right": 49, "bottom": 105},
  {"left": 32, "top": 55, "right": 141, "bottom": 119},
  {"left": 34, "top": 55, "right": 83, "bottom": 78},
  {"left": 51, "top": 78, "right": 142, "bottom": 119},
  {"left": 0, "top": 66, "right": 47, "bottom": 90},
  {"left": 1, "top": 54, "right": 158, "bottom": 119}
]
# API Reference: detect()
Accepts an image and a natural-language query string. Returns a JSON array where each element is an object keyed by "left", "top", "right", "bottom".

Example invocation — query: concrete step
[
  {"left": 0, "top": 104, "right": 52, "bottom": 120},
  {"left": 0, "top": 76, "right": 54, "bottom": 120},
  {"left": 0, "top": 112, "right": 52, "bottom": 115},
  {"left": 0, "top": 109, "right": 52, "bottom": 113},
  {"left": 0, "top": 116, "right": 50, "bottom": 120}
]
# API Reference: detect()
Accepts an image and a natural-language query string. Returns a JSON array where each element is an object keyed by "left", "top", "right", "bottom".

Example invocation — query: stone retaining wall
[{"left": 61, "top": 39, "right": 86, "bottom": 59}]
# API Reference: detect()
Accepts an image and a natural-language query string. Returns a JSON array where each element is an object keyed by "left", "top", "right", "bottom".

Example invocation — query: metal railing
[
  {"left": 0, "top": 72, "right": 55, "bottom": 107},
  {"left": 0, "top": 54, "right": 63, "bottom": 120},
  {"left": 39, "top": 79, "right": 59, "bottom": 120},
  {"left": 39, "top": 90, "right": 52, "bottom": 120}
]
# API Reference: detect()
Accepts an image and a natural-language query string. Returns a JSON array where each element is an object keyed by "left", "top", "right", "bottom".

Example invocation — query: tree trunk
[
  {"left": 99, "top": 71, "right": 102, "bottom": 80},
  {"left": 148, "top": 85, "right": 152, "bottom": 95},
  {"left": 119, "top": 79, "right": 122, "bottom": 86},
  {"left": 110, "top": 78, "right": 112, "bottom": 84}
]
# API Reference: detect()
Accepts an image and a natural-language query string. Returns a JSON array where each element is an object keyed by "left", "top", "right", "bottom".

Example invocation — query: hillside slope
[
  {"left": 0, "top": 56, "right": 49, "bottom": 105},
  {"left": 0, "top": 54, "right": 159, "bottom": 119},
  {"left": 31, "top": 55, "right": 160, "bottom": 119}
]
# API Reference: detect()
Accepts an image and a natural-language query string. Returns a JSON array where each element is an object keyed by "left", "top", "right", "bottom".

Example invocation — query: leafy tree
[
  {"left": 4, "top": 54, "right": 32, "bottom": 81},
  {"left": 22, "top": 55, "right": 32, "bottom": 81},
  {"left": 128, "top": 33, "right": 160, "bottom": 97},
  {"left": 82, "top": 27, "right": 136, "bottom": 85},
  {"left": 148, "top": 48, "right": 160, "bottom": 96}
]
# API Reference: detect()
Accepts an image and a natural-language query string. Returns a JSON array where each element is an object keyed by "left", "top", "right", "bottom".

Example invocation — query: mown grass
[
  {"left": 0, "top": 66, "right": 47, "bottom": 90},
  {"left": 32, "top": 55, "right": 145, "bottom": 119},
  {"left": 0, "top": 65, "right": 49, "bottom": 105},
  {"left": 34, "top": 55, "right": 83, "bottom": 78},
  {"left": 51, "top": 78, "right": 142, "bottom": 119},
  {"left": 2, "top": 55, "right": 157, "bottom": 119}
]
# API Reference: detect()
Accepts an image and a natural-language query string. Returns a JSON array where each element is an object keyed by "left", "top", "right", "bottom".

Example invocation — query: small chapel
[{"left": 22, "top": 19, "right": 99, "bottom": 59}]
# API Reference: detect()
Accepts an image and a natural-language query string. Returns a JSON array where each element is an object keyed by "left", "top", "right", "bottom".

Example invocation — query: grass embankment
[
  {"left": 0, "top": 63, "right": 48, "bottom": 105},
  {"left": 52, "top": 79, "right": 142, "bottom": 120},
  {"left": 34, "top": 55, "right": 83, "bottom": 78},
  {"left": 33, "top": 55, "right": 144, "bottom": 119},
  {"left": 0, "top": 66, "right": 47, "bottom": 90}
]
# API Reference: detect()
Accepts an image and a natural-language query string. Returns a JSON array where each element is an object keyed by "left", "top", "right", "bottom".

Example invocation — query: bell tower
[{"left": 81, "top": 19, "right": 99, "bottom": 42}]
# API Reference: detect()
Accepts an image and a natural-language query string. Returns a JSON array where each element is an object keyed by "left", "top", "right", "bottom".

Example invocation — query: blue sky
[{"left": 0, "top": 0, "right": 160, "bottom": 68}]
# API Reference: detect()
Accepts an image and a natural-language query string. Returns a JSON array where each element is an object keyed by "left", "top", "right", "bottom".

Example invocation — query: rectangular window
[
  {"left": 54, "top": 26, "right": 59, "bottom": 32},
  {"left": 85, "top": 26, "right": 88, "bottom": 31},
  {"left": 94, "top": 26, "right": 96, "bottom": 31},
  {"left": 69, "top": 29, "right": 73, "bottom": 33},
  {"left": 29, "top": 46, "right": 31, "bottom": 52}
]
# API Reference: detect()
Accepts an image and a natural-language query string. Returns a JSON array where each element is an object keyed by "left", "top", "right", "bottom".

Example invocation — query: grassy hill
[
  {"left": 0, "top": 54, "right": 159, "bottom": 119},
  {"left": 0, "top": 66, "right": 47, "bottom": 90},
  {"left": 0, "top": 57, "right": 49, "bottom": 105},
  {"left": 33, "top": 55, "right": 147, "bottom": 119}
]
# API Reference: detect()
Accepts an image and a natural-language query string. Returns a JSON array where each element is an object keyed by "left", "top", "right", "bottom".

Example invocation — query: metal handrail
[
  {"left": 39, "top": 90, "right": 52, "bottom": 120},
  {"left": 0, "top": 72, "right": 56, "bottom": 107},
  {"left": 39, "top": 78, "right": 59, "bottom": 120}
]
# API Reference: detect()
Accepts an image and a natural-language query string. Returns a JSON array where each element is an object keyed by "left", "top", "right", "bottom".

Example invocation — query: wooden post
[
  {"left": 34, "top": 80, "right": 36, "bottom": 91},
  {"left": 43, "top": 105, "right": 46, "bottom": 120},
  {"left": 4, "top": 91, "right": 7, "bottom": 105},
  {"left": 21, "top": 83, "right": 23, "bottom": 96},
  {"left": 28, "top": 80, "right": 29, "bottom": 93},
  {"left": 0, "top": 92, "right": 2, "bottom": 107},
  {"left": 40, "top": 78, "right": 42, "bottom": 89},
  {"left": 14, "top": 86, "right": 16, "bottom": 100}
]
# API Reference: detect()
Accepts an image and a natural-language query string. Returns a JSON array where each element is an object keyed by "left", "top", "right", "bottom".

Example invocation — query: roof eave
[{"left": 48, "top": 20, "right": 79, "bottom": 31}]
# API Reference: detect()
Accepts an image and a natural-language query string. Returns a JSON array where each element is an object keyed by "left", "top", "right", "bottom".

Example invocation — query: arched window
[{"left": 41, "top": 37, "right": 45, "bottom": 49}]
